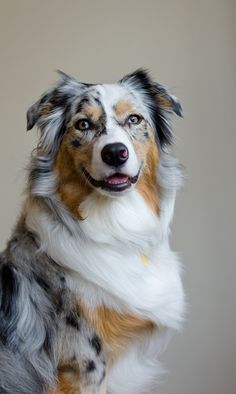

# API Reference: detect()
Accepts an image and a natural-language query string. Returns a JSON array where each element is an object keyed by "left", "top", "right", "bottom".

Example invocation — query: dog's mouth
[{"left": 82, "top": 167, "right": 140, "bottom": 192}]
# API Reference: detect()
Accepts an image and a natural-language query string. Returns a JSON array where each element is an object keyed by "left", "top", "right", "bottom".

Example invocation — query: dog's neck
[
  {"left": 78, "top": 190, "right": 161, "bottom": 250},
  {"left": 27, "top": 188, "right": 163, "bottom": 255}
]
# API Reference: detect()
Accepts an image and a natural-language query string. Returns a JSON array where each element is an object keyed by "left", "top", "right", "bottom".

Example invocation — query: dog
[{"left": 0, "top": 69, "right": 185, "bottom": 393}]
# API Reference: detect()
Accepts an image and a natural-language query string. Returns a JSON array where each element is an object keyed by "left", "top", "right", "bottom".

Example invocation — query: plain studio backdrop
[{"left": 0, "top": 1, "right": 235, "bottom": 393}]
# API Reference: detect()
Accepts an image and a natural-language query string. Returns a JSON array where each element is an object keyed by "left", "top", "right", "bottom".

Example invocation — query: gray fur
[
  {"left": 0, "top": 347, "right": 45, "bottom": 394},
  {"left": 158, "top": 150, "right": 184, "bottom": 198},
  {"left": 0, "top": 219, "right": 106, "bottom": 393}
]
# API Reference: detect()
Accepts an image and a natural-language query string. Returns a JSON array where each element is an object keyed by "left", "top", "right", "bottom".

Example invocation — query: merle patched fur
[
  {"left": 0, "top": 69, "right": 183, "bottom": 393},
  {"left": 0, "top": 217, "right": 105, "bottom": 393}
]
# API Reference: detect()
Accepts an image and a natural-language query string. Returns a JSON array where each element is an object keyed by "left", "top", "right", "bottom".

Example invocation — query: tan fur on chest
[
  {"left": 82, "top": 304, "right": 155, "bottom": 362},
  {"left": 48, "top": 367, "right": 81, "bottom": 394},
  {"left": 49, "top": 371, "right": 107, "bottom": 394}
]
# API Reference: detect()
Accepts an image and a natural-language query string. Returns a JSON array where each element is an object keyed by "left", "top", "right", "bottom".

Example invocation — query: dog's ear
[
  {"left": 56, "top": 70, "right": 77, "bottom": 83},
  {"left": 150, "top": 82, "right": 183, "bottom": 118},
  {"left": 27, "top": 102, "right": 37, "bottom": 131},
  {"left": 26, "top": 71, "right": 80, "bottom": 131},
  {"left": 120, "top": 69, "right": 183, "bottom": 147},
  {"left": 26, "top": 94, "right": 51, "bottom": 131},
  {"left": 147, "top": 79, "right": 183, "bottom": 146}
]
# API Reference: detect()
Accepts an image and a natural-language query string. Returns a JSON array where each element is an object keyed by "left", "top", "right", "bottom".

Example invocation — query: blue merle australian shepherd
[{"left": 0, "top": 70, "right": 185, "bottom": 394}]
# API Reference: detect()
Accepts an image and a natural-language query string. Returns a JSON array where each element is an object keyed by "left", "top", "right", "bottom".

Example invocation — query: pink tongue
[{"left": 106, "top": 174, "right": 129, "bottom": 185}]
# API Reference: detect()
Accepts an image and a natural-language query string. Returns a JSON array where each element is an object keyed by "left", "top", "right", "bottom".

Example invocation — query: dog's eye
[
  {"left": 74, "top": 119, "right": 90, "bottom": 131},
  {"left": 128, "top": 114, "right": 142, "bottom": 125}
]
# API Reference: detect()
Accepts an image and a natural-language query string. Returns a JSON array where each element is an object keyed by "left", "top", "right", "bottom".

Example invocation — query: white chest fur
[{"left": 26, "top": 190, "right": 184, "bottom": 330}]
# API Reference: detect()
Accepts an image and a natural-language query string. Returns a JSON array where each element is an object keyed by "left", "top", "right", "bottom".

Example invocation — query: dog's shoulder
[{"left": 0, "top": 217, "right": 106, "bottom": 393}]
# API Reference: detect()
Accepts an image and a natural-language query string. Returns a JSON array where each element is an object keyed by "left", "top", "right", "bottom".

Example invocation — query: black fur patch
[
  {"left": 76, "top": 96, "right": 90, "bottom": 114},
  {"left": 49, "top": 88, "right": 72, "bottom": 109},
  {"left": 86, "top": 360, "right": 96, "bottom": 372},
  {"left": 90, "top": 335, "right": 102, "bottom": 355},
  {"left": 55, "top": 293, "right": 63, "bottom": 314},
  {"left": 59, "top": 274, "right": 65, "bottom": 283},
  {"left": 71, "top": 139, "right": 81, "bottom": 148},
  {"left": 0, "top": 328, "right": 7, "bottom": 345},
  {"left": 0, "top": 264, "right": 18, "bottom": 317},
  {"left": 42, "top": 329, "right": 53, "bottom": 356},
  {"left": 66, "top": 311, "right": 80, "bottom": 330},
  {"left": 94, "top": 97, "right": 101, "bottom": 105},
  {"left": 34, "top": 274, "right": 50, "bottom": 292}
]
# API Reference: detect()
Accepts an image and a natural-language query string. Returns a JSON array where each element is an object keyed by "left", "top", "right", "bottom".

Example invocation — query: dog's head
[{"left": 27, "top": 70, "right": 182, "bottom": 216}]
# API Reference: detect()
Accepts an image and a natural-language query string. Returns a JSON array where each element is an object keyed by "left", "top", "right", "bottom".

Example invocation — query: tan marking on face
[
  {"left": 135, "top": 130, "right": 160, "bottom": 215},
  {"left": 54, "top": 131, "right": 94, "bottom": 219},
  {"left": 114, "top": 100, "right": 136, "bottom": 118},
  {"left": 80, "top": 102, "right": 103, "bottom": 122},
  {"left": 81, "top": 304, "right": 155, "bottom": 363}
]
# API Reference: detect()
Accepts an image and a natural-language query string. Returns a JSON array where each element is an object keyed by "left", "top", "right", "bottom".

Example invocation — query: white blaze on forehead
[
  {"left": 97, "top": 84, "right": 129, "bottom": 115},
  {"left": 90, "top": 83, "right": 142, "bottom": 180},
  {"left": 95, "top": 83, "right": 150, "bottom": 121}
]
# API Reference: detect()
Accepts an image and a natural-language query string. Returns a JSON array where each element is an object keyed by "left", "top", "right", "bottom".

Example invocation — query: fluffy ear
[
  {"left": 120, "top": 69, "right": 183, "bottom": 147},
  {"left": 26, "top": 94, "right": 51, "bottom": 131},
  {"left": 26, "top": 71, "right": 80, "bottom": 131},
  {"left": 27, "top": 102, "right": 38, "bottom": 131},
  {"left": 151, "top": 82, "right": 183, "bottom": 118}
]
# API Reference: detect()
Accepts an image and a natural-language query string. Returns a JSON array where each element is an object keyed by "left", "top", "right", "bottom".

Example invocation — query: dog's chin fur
[{"left": 0, "top": 69, "right": 185, "bottom": 394}]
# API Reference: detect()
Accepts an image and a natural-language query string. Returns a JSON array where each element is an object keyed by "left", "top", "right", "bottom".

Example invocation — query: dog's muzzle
[{"left": 81, "top": 166, "right": 140, "bottom": 193}]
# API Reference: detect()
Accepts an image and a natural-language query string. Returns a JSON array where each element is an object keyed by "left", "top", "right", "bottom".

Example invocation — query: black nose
[{"left": 101, "top": 143, "right": 129, "bottom": 167}]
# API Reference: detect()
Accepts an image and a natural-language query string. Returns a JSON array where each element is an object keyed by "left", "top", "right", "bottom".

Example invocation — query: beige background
[{"left": 0, "top": 1, "right": 236, "bottom": 393}]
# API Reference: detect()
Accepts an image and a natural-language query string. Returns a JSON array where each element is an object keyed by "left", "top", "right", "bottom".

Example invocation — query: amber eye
[
  {"left": 128, "top": 114, "right": 142, "bottom": 125},
  {"left": 74, "top": 119, "right": 90, "bottom": 131}
]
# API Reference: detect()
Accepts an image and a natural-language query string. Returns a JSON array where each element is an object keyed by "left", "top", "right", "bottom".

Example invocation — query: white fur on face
[
  {"left": 91, "top": 128, "right": 139, "bottom": 180},
  {"left": 90, "top": 84, "right": 150, "bottom": 182}
]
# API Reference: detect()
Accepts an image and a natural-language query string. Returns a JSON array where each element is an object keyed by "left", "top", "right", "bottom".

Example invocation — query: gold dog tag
[{"left": 140, "top": 254, "right": 149, "bottom": 266}]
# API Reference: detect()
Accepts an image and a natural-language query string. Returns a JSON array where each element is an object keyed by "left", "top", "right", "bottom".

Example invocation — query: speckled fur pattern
[
  {"left": 0, "top": 69, "right": 184, "bottom": 393},
  {"left": 0, "top": 218, "right": 106, "bottom": 393}
]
